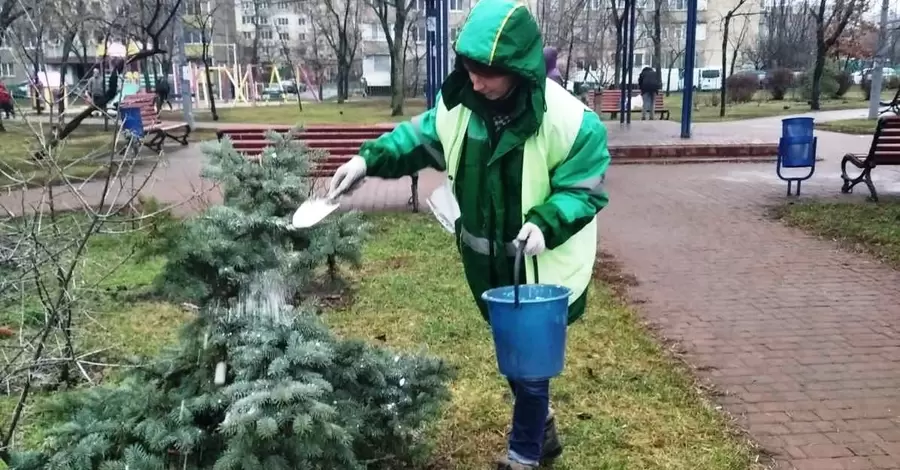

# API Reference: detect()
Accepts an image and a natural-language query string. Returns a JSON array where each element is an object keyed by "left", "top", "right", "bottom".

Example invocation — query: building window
[
  {"left": 373, "top": 54, "right": 391, "bottom": 72},
  {"left": 185, "top": 0, "right": 208, "bottom": 15},
  {"left": 633, "top": 52, "right": 644, "bottom": 67},
  {"left": 299, "top": 33, "right": 306, "bottom": 40},
  {"left": 242, "top": 15, "right": 253, "bottom": 24},
  {"left": 258, "top": 16, "right": 269, "bottom": 24},
  {"left": 0, "top": 63, "right": 13, "bottom": 77},
  {"left": 243, "top": 31, "right": 252, "bottom": 40},
  {"left": 260, "top": 30, "right": 273, "bottom": 40},
  {"left": 449, "top": 0, "right": 461, "bottom": 10},
  {"left": 185, "top": 27, "right": 204, "bottom": 44},
  {"left": 277, "top": 17, "right": 289, "bottom": 25},
  {"left": 409, "top": 25, "right": 426, "bottom": 42},
  {"left": 669, "top": 0, "right": 685, "bottom": 9},
  {"left": 279, "top": 32, "right": 289, "bottom": 40},
  {"left": 451, "top": 27, "right": 460, "bottom": 41},
  {"left": 299, "top": 17, "right": 306, "bottom": 25}
]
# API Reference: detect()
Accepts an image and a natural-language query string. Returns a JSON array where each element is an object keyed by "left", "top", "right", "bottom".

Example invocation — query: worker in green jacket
[{"left": 329, "top": 0, "right": 610, "bottom": 468}]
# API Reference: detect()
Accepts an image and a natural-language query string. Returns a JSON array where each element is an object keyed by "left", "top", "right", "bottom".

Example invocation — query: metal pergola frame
[{"left": 617, "top": 0, "right": 698, "bottom": 137}]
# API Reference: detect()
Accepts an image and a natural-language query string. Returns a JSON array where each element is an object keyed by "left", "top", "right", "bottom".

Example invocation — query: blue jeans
[{"left": 506, "top": 379, "right": 550, "bottom": 465}]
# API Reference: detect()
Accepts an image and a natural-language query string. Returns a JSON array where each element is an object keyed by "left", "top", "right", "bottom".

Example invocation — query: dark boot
[
  {"left": 541, "top": 416, "right": 563, "bottom": 461},
  {"left": 505, "top": 413, "right": 563, "bottom": 463}
]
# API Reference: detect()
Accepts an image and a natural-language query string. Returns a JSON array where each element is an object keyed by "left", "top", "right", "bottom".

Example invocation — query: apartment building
[
  {"left": 360, "top": 0, "right": 473, "bottom": 92},
  {"left": 0, "top": 0, "right": 238, "bottom": 88}
]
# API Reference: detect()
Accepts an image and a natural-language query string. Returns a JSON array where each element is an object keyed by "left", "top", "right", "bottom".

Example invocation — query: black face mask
[{"left": 488, "top": 81, "right": 520, "bottom": 115}]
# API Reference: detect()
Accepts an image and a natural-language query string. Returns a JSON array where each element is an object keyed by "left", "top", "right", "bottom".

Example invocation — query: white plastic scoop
[{"left": 291, "top": 197, "right": 341, "bottom": 229}]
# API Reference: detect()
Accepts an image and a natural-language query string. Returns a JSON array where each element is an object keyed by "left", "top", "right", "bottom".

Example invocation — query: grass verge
[
  {"left": 329, "top": 213, "right": 758, "bottom": 470},
  {"left": 159, "top": 89, "right": 885, "bottom": 126},
  {"left": 773, "top": 200, "right": 900, "bottom": 267},
  {"left": 160, "top": 98, "right": 427, "bottom": 125},
  {"left": 815, "top": 118, "right": 878, "bottom": 135},
  {"left": 0, "top": 122, "right": 218, "bottom": 188},
  {"left": 0, "top": 212, "right": 758, "bottom": 469}
]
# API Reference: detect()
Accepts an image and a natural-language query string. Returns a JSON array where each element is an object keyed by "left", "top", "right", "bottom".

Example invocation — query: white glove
[
  {"left": 328, "top": 156, "right": 367, "bottom": 198},
  {"left": 515, "top": 222, "right": 546, "bottom": 256}
]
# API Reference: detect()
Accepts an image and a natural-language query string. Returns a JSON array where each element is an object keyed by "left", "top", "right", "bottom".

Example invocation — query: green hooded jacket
[{"left": 358, "top": 0, "right": 610, "bottom": 323}]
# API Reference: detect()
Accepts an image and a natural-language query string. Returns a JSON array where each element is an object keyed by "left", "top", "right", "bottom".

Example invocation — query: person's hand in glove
[
  {"left": 515, "top": 222, "right": 546, "bottom": 256},
  {"left": 328, "top": 156, "right": 367, "bottom": 199}
]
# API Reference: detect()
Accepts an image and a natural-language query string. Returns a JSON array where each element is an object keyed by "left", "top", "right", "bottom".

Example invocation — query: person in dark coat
[
  {"left": 543, "top": 46, "right": 563, "bottom": 86},
  {"left": 155, "top": 77, "right": 172, "bottom": 111},
  {"left": 637, "top": 66, "right": 661, "bottom": 120}
]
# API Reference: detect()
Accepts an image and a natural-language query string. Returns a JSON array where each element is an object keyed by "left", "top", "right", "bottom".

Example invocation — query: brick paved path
[{"left": 598, "top": 133, "right": 900, "bottom": 470}]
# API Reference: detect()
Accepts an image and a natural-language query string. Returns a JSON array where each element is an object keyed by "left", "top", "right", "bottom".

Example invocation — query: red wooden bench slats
[
  {"left": 841, "top": 115, "right": 900, "bottom": 201},
  {"left": 216, "top": 125, "right": 419, "bottom": 212},
  {"left": 596, "top": 89, "right": 670, "bottom": 120}
]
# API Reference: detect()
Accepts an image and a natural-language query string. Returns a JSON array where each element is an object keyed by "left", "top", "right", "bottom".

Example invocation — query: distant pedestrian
[
  {"left": 543, "top": 46, "right": 563, "bottom": 86},
  {"left": 638, "top": 66, "right": 661, "bottom": 120},
  {"left": 155, "top": 77, "right": 172, "bottom": 111},
  {"left": 0, "top": 82, "right": 14, "bottom": 119}
]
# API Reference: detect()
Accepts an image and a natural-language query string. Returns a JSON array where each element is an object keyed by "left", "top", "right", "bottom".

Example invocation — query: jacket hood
[
  {"left": 443, "top": 0, "right": 546, "bottom": 129},
  {"left": 454, "top": 0, "right": 545, "bottom": 86}
]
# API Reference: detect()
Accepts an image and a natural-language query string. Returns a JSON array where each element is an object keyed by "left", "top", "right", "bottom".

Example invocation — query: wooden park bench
[
  {"left": 597, "top": 89, "right": 670, "bottom": 120},
  {"left": 840, "top": 115, "right": 900, "bottom": 201},
  {"left": 118, "top": 93, "right": 191, "bottom": 152},
  {"left": 217, "top": 126, "right": 422, "bottom": 212}
]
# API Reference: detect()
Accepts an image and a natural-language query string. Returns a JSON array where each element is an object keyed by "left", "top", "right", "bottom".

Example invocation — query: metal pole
[
  {"left": 618, "top": 0, "right": 630, "bottom": 123},
  {"left": 868, "top": 0, "right": 890, "bottom": 119},
  {"left": 425, "top": 0, "right": 437, "bottom": 108},
  {"left": 680, "top": 0, "right": 697, "bottom": 138},
  {"left": 440, "top": 0, "right": 450, "bottom": 81},
  {"left": 625, "top": 0, "right": 637, "bottom": 124},
  {"left": 173, "top": 0, "right": 195, "bottom": 128}
]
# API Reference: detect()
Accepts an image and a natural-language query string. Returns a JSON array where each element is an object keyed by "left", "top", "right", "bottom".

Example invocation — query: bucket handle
[{"left": 513, "top": 244, "right": 524, "bottom": 308}]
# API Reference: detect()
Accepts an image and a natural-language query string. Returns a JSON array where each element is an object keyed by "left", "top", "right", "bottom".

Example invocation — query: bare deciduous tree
[
  {"left": 309, "top": 0, "right": 361, "bottom": 103},
  {"left": 367, "top": 0, "right": 415, "bottom": 115},
  {"left": 808, "top": 0, "right": 868, "bottom": 109},
  {"left": 186, "top": 0, "right": 221, "bottom": 120}
]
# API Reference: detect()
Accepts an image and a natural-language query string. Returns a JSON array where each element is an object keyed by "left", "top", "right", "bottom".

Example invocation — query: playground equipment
[{"left": 170, "top": 63, "right": 322, "bottom": 109}]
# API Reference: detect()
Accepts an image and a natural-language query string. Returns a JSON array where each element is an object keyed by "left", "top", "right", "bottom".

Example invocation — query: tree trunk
[
  {"left": 652, "top": 0, "right": 662, "bottom": 81},
  {"left": 720, "top": 14, "right": 730, "bottom": 118},
  {"left": 811, "top": 40, "right": 826, "bottom": 110},
  {"left": 204, "top": 58, "right": 218, "bottom": 121},
  {"left": 389, "top": 49, "right": 404, "bottom": 116}
]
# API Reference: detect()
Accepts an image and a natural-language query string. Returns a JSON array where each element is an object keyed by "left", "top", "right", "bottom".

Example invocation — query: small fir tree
[
  {"left": 6, "top": 131, "right": 453, "bottom": 468},
  {"left": 10, "top": 281, "right": 452, "bottom": 469},
  {"left": 149, "top": 130, "right": 369, "bottom": 304}
]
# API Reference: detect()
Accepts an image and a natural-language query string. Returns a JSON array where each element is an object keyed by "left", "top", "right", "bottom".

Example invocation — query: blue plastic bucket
[
  {"left": 119, "top": 105, "right": 144, "bottom": 138},
  {"left": 782, "top": 117, "right": 814, "bottom": 139},
  {"left": 482, "top": 248, "right": 571, "bottom": 381}
]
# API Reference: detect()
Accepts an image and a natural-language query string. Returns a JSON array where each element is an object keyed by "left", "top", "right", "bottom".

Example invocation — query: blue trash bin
[
  {"left": 779, "top": 136, "right": 816, "bottom": 168},
  {"left": 119, "top": 105, "right": 144, "bottom": 138},
  {"left": 782, "top": 117, "right": 814, "bottom": 138},
  {"left": 481, "top": 247, "right": 571, "bottom": 381}
]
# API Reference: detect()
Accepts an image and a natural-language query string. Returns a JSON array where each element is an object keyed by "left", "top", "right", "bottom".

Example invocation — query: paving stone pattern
[{"left": 599, "top": 155, "right": 900, "bottom": 470}]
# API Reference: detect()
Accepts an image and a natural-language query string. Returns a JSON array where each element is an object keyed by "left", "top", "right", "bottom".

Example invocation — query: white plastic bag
[{"left": 426, "top": 179, "right": 460, "bottom": 234}]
